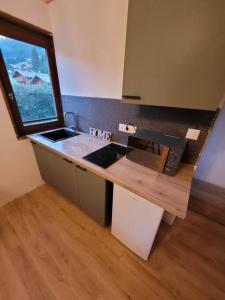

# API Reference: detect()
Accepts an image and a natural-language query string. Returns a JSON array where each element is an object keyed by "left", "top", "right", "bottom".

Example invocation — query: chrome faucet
[{"left": 64, "top": 112, "right": 78, "bottom": 132}]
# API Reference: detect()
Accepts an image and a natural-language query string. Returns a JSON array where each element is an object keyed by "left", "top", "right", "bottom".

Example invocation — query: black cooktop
[{"left": 83, "top": 143, "right": 127, "bottom": 169}]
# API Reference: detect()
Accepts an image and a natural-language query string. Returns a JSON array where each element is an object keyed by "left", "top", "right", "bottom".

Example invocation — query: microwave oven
[{"left": 126, "top": 129, "right": 187, "bottom": 176}]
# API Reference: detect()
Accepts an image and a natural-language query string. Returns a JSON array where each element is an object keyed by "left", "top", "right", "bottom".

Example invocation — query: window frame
[{"left": 0, "top": 11, "right": 64, "bottom": 137}]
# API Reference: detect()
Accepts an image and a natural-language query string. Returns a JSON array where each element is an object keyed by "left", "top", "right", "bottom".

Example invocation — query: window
[{"left": 0, "top": 12, "right": 64, "bottom": 137}]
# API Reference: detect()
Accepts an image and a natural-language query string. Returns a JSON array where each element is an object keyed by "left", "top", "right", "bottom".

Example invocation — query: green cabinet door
[
  {"left": 32, "top": 143, "right": 80, "bottom": 208},
  {"left": 50, "top": 154, "right": 80, "bottom": 208},
  {"left": 32, "top": 143, "right": 56, "bottom": 186},
  {"left": 123, "top": 0, "right": 225, "bottom": 110},
  {"left": 76, "top": 166, "right": 112, "bottom": 226}
]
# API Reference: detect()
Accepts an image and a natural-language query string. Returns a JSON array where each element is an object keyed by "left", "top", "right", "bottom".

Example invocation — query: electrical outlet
[
  {"left": 186, "top": 128, "right": 200, "bottom": 140},
  {"left": 119, "top": 123, "right": 137, "bottom": 134}
]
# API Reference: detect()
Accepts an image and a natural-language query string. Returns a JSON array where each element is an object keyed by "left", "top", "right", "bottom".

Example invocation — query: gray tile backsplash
[{"left": 62, "top": 95, "right": 215, "bottom": 165}]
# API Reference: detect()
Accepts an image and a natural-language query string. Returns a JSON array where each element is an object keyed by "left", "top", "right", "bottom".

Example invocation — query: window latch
[{"left": 8, "top": 92, "right": 14, "bottom": 101}]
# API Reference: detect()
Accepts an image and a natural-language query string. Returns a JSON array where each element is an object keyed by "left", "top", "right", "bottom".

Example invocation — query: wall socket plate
[
  {"left": 119, "top": 123, "right": 137, "bottom": 134},
  {"left": 186, "top": 128, "right": 201, "bottom": 140}
]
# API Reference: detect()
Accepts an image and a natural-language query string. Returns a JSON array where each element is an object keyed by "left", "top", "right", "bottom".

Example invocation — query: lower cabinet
[
  {"left": 76, "top": 165, "right": 112, "bottom": 226},
  {"left": 32, "top": 143, "right": 56, "bottom": 187},
  {"left": 111, "top": 184, "right": 164, "bottom": 260},
  {"left": 49, "top": 154, "right": 80, "bottom": 209},
  {"left": 32, "top": 143, "right": 112, "bottom": 226},
  {"left": 33, "top": 143, "right": 80, "bottom": 207}
]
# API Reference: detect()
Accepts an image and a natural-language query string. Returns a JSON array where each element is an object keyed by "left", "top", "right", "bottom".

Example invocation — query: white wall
[
  {"left": 0, "top": 0, "right": 51, "bottom": 206},
  {"left": 0, "top": 0, "right": 51, "bottom": 30},
  {"left": 194, "top": 99, "right": 225, "bottom": 188},
  {"left": 48, "top": 0, "right": 128, "bottom": 99}
]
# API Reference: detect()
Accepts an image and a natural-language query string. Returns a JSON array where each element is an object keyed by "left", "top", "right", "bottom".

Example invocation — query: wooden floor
[
  {"left": 0, "top": 185, "right": 225, "bottom": 300},
  {"left": 190, "top": 178, "right": 225, "bottom": 225}
]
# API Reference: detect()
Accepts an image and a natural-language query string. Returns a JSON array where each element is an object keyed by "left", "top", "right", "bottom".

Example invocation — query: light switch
[{"left": 186, "top": 128, "right": 200, "bottom": 140}]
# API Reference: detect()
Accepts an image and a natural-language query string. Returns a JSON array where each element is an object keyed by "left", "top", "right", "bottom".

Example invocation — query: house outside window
[{"left": 0, "top": 12, "right": 64, "bottom": 137}]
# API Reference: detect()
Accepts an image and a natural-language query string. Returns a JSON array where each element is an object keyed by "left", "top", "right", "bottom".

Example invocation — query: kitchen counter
[{"left": 28, "top": 130, "right": 194, "bottom": 219}]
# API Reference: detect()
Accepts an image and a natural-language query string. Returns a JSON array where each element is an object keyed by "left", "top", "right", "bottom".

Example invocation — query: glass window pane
[{"left": 0, "top": 35, "right": 58, "bottom": 124}]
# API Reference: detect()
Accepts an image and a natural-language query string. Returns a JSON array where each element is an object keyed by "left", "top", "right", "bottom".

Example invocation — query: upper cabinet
[{"left": 122, "top": 0, "right": 225, "bottom": 110}]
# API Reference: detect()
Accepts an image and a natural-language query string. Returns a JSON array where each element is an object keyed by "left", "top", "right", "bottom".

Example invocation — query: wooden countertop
[{"left": 28, "top": 130, "right": 194, "bottom": 219}]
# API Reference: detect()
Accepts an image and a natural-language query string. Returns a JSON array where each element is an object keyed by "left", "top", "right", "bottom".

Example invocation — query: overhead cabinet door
[{"left": 122, "top": 0, "right": 225, "bottom": 110}]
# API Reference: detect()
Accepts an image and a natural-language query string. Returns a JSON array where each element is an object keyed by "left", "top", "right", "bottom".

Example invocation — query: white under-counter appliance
[{"left": 111, "top": 184, "right": 164, "bottom": 260}]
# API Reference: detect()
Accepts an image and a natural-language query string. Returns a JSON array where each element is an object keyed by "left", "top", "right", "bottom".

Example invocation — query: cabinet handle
[
  {"left": 122, "top": 95, "right": 142, "bottom": 100},
  {"left": 63, "top": 158, "right": 73, "bottom": 164},
  {"left": 76, "top": 165, "right": 87, "bottom": 172}
]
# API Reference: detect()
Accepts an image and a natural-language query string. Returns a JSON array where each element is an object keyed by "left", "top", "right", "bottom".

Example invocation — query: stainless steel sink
[{"left": 39, "top": 129, "right": 80, "bottom": 142}]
